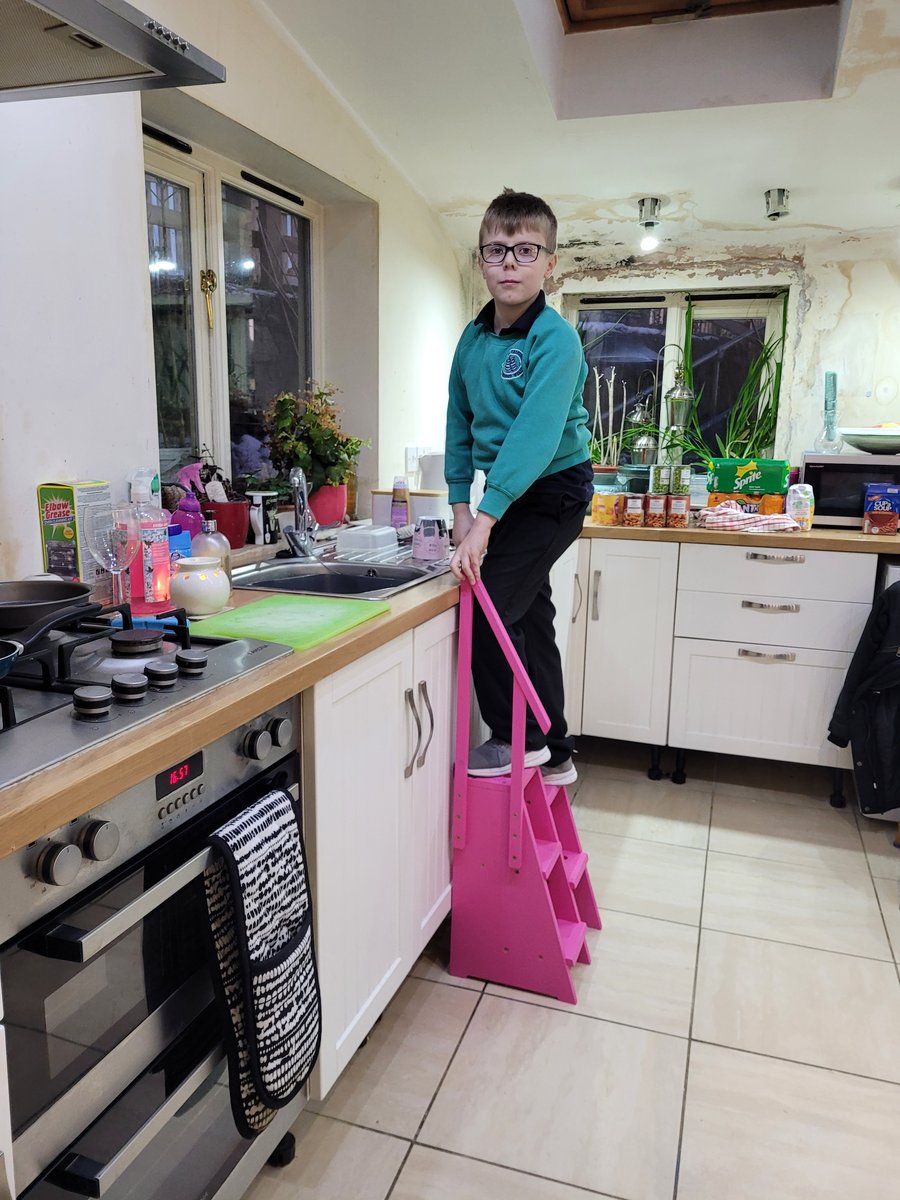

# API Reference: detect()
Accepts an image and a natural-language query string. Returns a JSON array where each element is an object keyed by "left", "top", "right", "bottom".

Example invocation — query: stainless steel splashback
[{"left": 1, "top": 0, "right": 225, "bottom": 101}]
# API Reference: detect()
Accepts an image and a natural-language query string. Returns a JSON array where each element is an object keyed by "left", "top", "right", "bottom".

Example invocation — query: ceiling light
[
  {"left": 241, "top": 258, "right": 255, "bottom": 271},
  {"left": 764, "top": 187, "right": 790, "bottom": 221},
  {"left": 637, "top": 196, "right": 661, "bottom": 252}
]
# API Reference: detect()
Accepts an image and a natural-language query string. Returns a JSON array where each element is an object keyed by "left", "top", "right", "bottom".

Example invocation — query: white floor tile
[
  {"left": 702, "top": 850, "right": 891, "bottom": 959},
  {"left": 858, "top": 815, "right": 900, "bottom": 881},
  {"left": 693, "top": 929, "right": 900, "bottom": 1081},
  {"left": 420, "top": 994, "right": 686, "bottom": 1200},
  {"left": 243, "top": 1113, "right": 407, "bottom": 1200},
  {"left": 410, "top": 920, "right": 485, "bottom": 991},
  {"left": 709, "top": 793, "right": 864, "bottom": 871},
  {"left": 488, "top": 910, "right": 698, "bottom": 1037},
  {"left": 678, "top": 1043, "right": 900, "bottom": 1200},
  {"left": 392, "top": 1146, "right": 617, "bottom": 1200},
  {"left": 714, "top": 754, "right": 833, "bottom": 808},
  {"left": 309, "top": 977, "right": 478, "bottom": 1137},
  {"left": 872, "top": 875, "right": 900, "bottom": 961},
  {"left": 579, "top": 828, "right": 706, "bottom": 924},
  {"left": 574, "top": 767, "right": 711, "bottom": 850}
]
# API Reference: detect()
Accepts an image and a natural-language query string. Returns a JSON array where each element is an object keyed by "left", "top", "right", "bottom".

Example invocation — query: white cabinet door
[
  {"left": 549, "top": 539, "right": 579, "bottom": 677},
  {"left": 581, "top": 539, "right": 679, "bottom": 744},
  {"left": 564, "top": 539, "right": 590, "bottom": 737},
  {"left": 669, "top": 637, "right": 852, "bottom": 768},
  {"left": 306, "top": 633, "right": 415, "bottom": 1098},
  {"left": 407, "top": 610, "right": 457, "bottom": 961}
]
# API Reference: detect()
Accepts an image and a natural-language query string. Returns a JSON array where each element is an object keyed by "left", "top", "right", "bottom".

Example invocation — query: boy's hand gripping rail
[{"left": 452, "top": 580, "right": 550, "bottom": 868}]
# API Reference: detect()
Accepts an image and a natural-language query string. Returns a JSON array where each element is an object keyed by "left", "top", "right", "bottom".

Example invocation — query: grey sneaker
[
  {"left": 468, "top": 738, "right": 551, "bottom": 777},
  {"left": 541, "top": 758, "right": 578, "bottom": 787}
]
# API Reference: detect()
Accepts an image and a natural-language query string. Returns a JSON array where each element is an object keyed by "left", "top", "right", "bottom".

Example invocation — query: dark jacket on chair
[{"left": 828, "top": 581, "right": 900, "bottom": 815}]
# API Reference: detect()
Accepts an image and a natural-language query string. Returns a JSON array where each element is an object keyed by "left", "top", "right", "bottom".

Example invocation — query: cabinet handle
[
  {"left": 738, "top": 648, "right": 797, "bottom": 663},
  {"left": 745, "top": 551, "right": 805, "bottom": 564},
  {"left": 404, "top": 687, "right": 422, "bottom": 778},
  {"left": 741, "top": 600, "right": 800, "bottom": 613},
  {"left": 571, "top": 574, "right": 583, "bottom": 624},
  {"left": 417, "top": 680, "right": 435, "bottom": 768},
  {"left": 591, "top": 569, "right": 601, "bottom": 621}
]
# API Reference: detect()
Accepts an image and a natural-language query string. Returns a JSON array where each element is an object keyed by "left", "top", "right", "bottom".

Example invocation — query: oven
[{"left": 0, "top": 703, "right": 303, "bottom": 1200}]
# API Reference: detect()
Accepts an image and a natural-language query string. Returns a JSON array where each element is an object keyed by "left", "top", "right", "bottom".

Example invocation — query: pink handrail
[{"left": 452, "top": 580, "right": 551, "bottom": 860}]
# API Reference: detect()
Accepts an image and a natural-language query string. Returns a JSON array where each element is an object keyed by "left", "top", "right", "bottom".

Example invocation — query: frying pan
[
  {"left": 0, "top": 580, "right": 92, "bottom": 632},
  {"left": 0, "top": 604, "right": 103, "bottom": 681}
]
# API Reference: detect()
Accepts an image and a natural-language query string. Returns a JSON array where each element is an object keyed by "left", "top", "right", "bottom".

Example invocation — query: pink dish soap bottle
[{"left": 127, "top": 468, "right": 170, "bottom": 615}]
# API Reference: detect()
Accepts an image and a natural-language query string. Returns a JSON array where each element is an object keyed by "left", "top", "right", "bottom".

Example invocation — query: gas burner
[{"left": 110, "top": 628, "right": 166, "bottom": 656}]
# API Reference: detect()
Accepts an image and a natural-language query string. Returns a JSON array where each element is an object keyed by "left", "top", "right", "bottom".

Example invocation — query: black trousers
[{"left": 473, "top": 487, "right": 588, "bottom": 766}]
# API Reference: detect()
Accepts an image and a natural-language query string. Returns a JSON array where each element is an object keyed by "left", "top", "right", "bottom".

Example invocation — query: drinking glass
[{"left": 83, "top": 503, "right": 141, "bottom": 606}]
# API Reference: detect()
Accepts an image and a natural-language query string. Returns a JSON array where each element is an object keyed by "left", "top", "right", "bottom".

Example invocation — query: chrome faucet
[{"left": 285, "top": 466, "right": 320, "bottom": 558}]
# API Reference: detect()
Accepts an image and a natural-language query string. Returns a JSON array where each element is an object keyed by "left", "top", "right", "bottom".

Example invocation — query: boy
[{"left": 445, "top": 188, "right": 592, "bottom": 786}]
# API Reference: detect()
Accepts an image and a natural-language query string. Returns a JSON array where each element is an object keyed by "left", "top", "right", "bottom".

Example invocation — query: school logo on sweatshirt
[{"left": 500, "top": 349, "right": 525, "bottom": 380}]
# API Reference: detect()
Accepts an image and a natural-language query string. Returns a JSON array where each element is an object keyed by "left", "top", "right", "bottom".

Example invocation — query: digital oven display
[{"left": 155, "top": 750, "right": 204, "bottom": 800}]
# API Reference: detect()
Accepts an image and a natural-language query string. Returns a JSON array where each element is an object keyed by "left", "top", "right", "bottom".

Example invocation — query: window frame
[
  {"left": 143, "top": 137, "right": 324, "bottom": 474},
  {"left": 565, "top": 290, "right": 786, "bottom": 430}
]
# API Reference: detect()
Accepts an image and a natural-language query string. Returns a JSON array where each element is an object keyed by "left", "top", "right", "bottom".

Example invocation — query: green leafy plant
[{"left": 263, "top": 381, "right": 367, "bottom": 493}]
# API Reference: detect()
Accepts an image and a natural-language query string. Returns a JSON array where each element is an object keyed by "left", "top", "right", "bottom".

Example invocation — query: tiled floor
[{"left": 246, "top": 741, "right": 900, "bottom": 1200}]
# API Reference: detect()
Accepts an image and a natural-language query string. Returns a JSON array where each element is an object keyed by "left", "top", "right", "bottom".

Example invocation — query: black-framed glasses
[{"left": 479, "top": 241, "right": 550, "bottom": 265}]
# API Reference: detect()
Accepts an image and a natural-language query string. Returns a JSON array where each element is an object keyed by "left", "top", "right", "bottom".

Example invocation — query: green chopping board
[{"left": 195, "top": 594, "right": 391, "bottom": 651}]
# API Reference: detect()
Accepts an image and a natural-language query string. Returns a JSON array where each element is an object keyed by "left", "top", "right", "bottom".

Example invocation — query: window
[
  {"left": 144, "top": 141, "right": 316, "bottom": 483},
  {"left": 570, "top": 292, "right": 785, "bottom": 462}
]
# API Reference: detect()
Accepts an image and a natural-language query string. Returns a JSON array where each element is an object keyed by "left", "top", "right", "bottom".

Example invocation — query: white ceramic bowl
[{"left": 838, "top": 427, "right": 900, "bottom": 454}]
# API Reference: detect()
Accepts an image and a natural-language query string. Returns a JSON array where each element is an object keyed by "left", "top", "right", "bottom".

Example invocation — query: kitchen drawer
[
  {"left": 678, "top": 542, "right": 877, "bottom": 603},
  {"left": 675, "top": 589, "right": 871, "bottom": 652},
  {"left": 669, "top": 637, "right": 852, "bottom": 768}
]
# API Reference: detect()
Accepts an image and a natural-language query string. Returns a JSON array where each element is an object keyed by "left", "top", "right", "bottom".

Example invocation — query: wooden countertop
[
  {"left": 579, "top": 521, "right": 892, "bottom": 554},
  {"left": 0, "top": 573, "right": 459, "bottom": 858}
]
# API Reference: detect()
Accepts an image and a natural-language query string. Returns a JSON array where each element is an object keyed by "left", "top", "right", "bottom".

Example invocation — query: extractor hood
[{"left": 1, "top": 0, "right": 225, "bottom": 101}]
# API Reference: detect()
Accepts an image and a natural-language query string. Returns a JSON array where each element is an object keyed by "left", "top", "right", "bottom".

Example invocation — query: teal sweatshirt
[{"left": 444, "top": 302, "right": 589, "bottom": 520}]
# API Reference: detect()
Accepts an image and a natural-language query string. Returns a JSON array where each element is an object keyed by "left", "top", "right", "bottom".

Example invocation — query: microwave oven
[{"left": 801, "top": 453, "right": 900, "bottom": 527}]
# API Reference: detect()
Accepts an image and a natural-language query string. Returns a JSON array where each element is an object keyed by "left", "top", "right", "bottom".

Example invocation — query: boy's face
[{"left": 478, "top": 224, "right": 558, "bottom": 314}]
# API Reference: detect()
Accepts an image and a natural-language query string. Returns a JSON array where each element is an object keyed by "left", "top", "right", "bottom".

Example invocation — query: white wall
[{"left": 0, "top": 93, "right": 158, "bottom": 577}]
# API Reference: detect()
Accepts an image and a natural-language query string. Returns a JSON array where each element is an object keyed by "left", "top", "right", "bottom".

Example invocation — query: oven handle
[
  {"left": 50, "top": 1044, "right": 226, "bottom": 1197},
  {"left": 32, "top": 783, "right": 300, "bottom": 965}
]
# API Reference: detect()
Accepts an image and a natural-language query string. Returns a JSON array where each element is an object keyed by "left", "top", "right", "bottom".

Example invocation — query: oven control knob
[
  {"left": 78, "top": 820, "right": 120, "bottom": 862},
  {"left": 267, "top": 717, "right": 293, "bottom": 748},
  {"left": 36, "top": 842, "right": 83, "bottom": 887},
  {"left": 73, "top": 685, "right": 113, "bottom": 719},
  {"left": 111, "top": 673, "right": 149, "bottom": 704},
  {"left": 145, "top": 661, "right": 178, "bottom": 689},
  {"left": 243, "top": 728, "right": 273, "bottom": 761}
]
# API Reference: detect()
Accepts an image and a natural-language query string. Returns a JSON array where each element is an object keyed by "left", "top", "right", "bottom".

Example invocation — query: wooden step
[
  {"left": 561, "top": 849, "right": 588, "bottom": 888},
  {"left": 536, "top": 838, "right": 561, "bottom": 879},
  {"left": 557, "top": 918, "right": 588, "bottom": 966}
]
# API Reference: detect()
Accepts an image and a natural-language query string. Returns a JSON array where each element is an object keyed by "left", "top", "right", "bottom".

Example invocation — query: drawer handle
[
  {"left": 745, "top": 551, "right": 806, "bottom": 564},
  {"left": 741, "top": 600, "right": 800, "bottom": 613},
  {"left": 591, "top": 569, "right": 601, "bottom": 621},
  {"left": 738, "top": 648, "right": 797, "bottom": 663}
]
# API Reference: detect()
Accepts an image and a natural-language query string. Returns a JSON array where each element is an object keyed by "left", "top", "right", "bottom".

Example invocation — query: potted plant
[{"left": 262, "top": 381, "right": 367, "bottom": 527}]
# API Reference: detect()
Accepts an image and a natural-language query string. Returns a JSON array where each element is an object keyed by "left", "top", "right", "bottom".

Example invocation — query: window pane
[
  {"left": 577, "top": 307, "right": 667, "bottom": 459},
  {"left": 222, "top": 184, "right": 312, "bottom": 482},
  {"left": 145, "top": 172, "right": 199, "bottom": 476},
  {"left": 690, "top": 315, "right": 768, "bottom": 461}
]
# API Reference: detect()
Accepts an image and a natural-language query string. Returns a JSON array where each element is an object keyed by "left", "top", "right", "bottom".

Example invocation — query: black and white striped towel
[{"left": 204, "top": 788, "right": 321, "bottom": 1138}]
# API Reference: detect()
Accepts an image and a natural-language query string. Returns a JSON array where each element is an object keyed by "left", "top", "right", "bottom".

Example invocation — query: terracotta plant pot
[
  {"left": 201, "top": 500, "right": 250, "bottom": 550},
  {"left": 308, "top": 484, "right": 347, "bottom": 528}
]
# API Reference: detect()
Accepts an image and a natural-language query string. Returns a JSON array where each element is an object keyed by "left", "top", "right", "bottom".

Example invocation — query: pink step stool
[{"left": 449, "top": 580, "right": 602, "bottom": 1004}]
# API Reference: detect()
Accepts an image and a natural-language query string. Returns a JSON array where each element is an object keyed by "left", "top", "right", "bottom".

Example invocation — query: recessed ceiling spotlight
[
  {"left": 764, "top": 187, "right": 790, "bottom": 221},
  {"left": 637, "top": 196, "right": 661, "bottom": 252}
]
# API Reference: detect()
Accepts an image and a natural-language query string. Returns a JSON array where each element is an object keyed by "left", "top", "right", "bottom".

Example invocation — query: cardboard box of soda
[
  {"left": 37, "top": 481, "right": 113, "bottom": 602},
  {"left": 706, "top": 458, "right": 790, "bottom": 495}
]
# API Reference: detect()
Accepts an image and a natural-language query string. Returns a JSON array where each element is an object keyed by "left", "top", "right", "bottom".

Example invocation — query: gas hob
[{"left": 0, "top": 605, "right": 293, "bottom": 788}]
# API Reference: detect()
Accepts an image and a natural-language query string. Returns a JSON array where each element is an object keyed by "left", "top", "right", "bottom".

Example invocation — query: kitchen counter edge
[
  {"left": 579, "top": 521, "right": 891, "bottom": 554},
  {"left": 0, "top": 575, "right": 460, "bottom": 858}
]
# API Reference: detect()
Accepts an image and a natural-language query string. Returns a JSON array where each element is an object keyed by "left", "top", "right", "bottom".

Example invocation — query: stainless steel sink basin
[{"left": 233, "top": 550, "right": 451, "bottom": 600}]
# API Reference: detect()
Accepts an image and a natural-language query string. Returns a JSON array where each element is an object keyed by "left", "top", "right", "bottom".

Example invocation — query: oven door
[{"left": 1, "top": 756, "right": 299, "bottom": 1196}]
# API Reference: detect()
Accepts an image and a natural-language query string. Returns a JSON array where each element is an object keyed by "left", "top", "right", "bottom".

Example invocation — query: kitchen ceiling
[{"left": 263, "top": 0, "right": 899, "bottom": 252}]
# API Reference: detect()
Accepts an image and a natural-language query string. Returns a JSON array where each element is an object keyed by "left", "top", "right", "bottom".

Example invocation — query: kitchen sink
[{"left": 233, "top": 551, "right": 451, "bottom": 600}]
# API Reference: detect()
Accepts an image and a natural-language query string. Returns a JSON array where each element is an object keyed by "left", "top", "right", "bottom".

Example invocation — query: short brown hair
[{"left": 479, "top": 188, "right": 558, "bottom": 253}]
